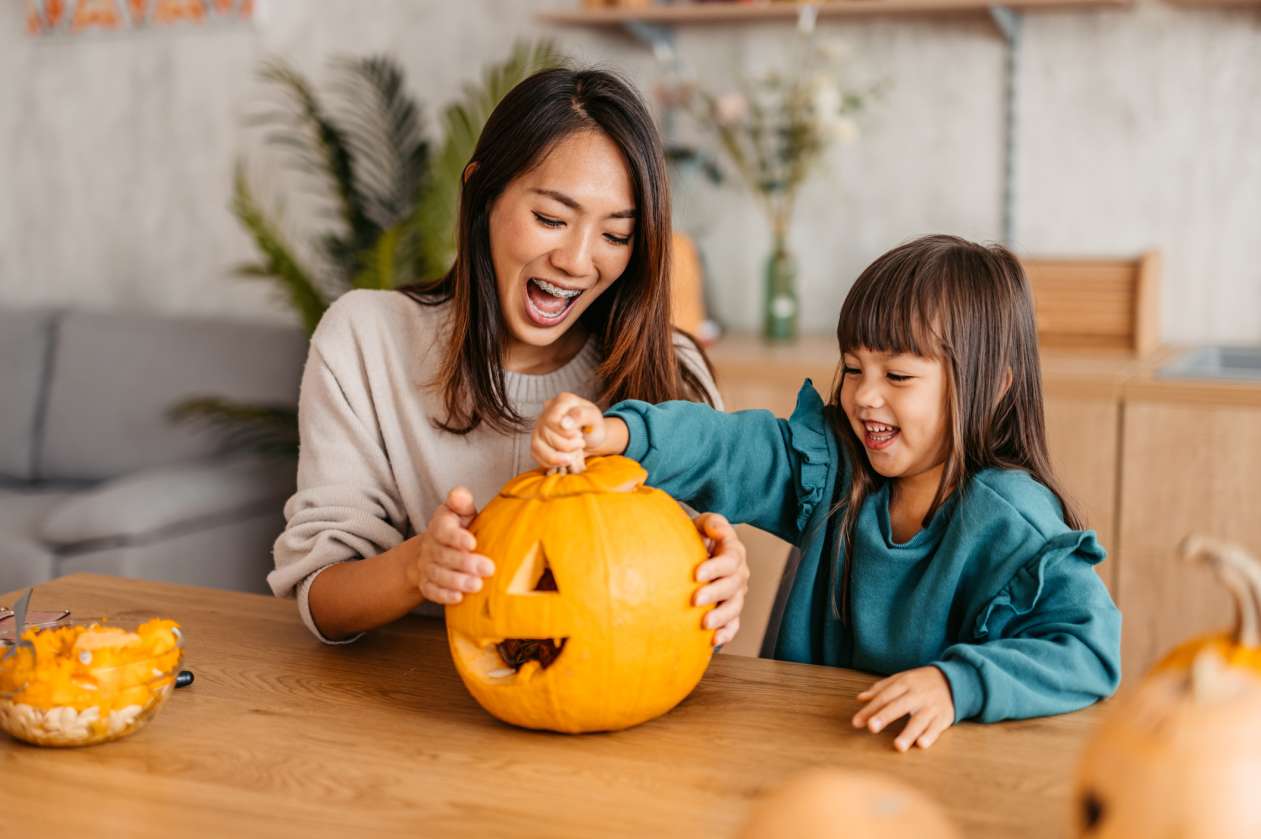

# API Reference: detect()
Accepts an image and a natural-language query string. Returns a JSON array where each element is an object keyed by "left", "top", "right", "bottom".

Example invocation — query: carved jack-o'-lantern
[
  {"left": 1073, "top": 535, "right": 1261, "bottom": 838},
  {"left": 445, "top": 456, "right": 713, "bottom": 733},
  {"left": 739, "top": 768, "right": 961, "bottom": 839}
]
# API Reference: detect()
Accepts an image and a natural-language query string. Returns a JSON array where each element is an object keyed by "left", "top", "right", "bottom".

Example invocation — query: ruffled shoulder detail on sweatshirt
[
  {"left": 785, "top": 380, "right": 833, "bottom": 534},
  {"left": 972, "top": 530, "right": 1107, "bottom": 640}
]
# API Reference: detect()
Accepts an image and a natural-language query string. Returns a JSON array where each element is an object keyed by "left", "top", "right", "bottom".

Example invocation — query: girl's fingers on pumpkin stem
[
  {"left": 541, "top": 424, "right": 583, "bottom": 453},
  {"left": 895, "top": 710, "right": 935, "bottom": 753},
  {"left": 427, "top": 563, "right": 483, "bottom": 594},
  {"left": 851, "top": 681, "right": 908, "bottom": 727},
  {"left": 530, "top": 437, "right": 568, "bottom": 470}
]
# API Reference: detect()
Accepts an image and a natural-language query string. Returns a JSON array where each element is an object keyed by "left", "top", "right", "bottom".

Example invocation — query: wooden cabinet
[
  {"left": 1042, "top": 394, "right": 1122, "bottom": 595},
  {"left": 1115, "top": 388, "right": 1261, "bottom": 676}
]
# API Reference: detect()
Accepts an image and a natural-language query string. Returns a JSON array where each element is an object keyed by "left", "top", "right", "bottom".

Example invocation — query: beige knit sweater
[{"left": 269, "top": 289, "right": 720, "bottom": 643}]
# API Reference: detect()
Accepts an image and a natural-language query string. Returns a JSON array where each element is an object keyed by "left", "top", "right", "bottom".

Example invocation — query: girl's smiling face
[{"left": 839, "top": 347, "right": 951, "bottom": 481}]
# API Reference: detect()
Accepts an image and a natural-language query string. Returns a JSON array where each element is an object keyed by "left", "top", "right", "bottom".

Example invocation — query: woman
[{"left": 268, "top": 68, "right": 750, "bottom": 646}]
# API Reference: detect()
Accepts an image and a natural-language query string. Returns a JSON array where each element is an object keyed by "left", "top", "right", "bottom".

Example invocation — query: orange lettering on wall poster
[
  {"left": 72, "top": 0, "right": 123, "bottom": 30},
  {"left": 27, "top": 0, "right": 70, "bottom": 31},
  {"left": 212, "top": 0, "right": 234, "bottom": 11},
  {"left": 126, "top": 0, "right": 148, "bottom": 24},
  {"left": 152, "top": 0, "right": 206, "bottom": 23}
]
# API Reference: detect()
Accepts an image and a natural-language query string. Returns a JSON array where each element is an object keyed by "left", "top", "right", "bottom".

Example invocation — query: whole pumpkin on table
[
  {"left": 1073, "top": 535, "right": 1261, "bottom": 838},
  {"left": 445, "top": 456, "right": 713, "bottom": 734},
  {"left": 739, "top": 768, "right": 961, "bottom": 839}
]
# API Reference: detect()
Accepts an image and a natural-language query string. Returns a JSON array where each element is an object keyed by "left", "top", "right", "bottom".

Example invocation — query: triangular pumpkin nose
[{"left": 508, "top": 543, "right": 559, "bottom": 594}]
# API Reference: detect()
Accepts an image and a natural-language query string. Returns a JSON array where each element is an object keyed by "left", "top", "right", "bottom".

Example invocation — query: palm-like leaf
[
  {"left": 331, "top": 55, "right": 430, "bottom": 231},
  {"left": 412, "top": 40, "right": 564, "bottom": 280},
  {"left": 168, "top": 398, "right": 300, "bottom": 459},
  {"left": 257, "top": 58, "right": 379, "bottom": 282},
  {"left": 230, "top": 164, "right": 327, "bottom": 335}
]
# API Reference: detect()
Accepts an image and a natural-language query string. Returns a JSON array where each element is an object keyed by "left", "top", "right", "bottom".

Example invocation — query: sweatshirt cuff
[
  {"left": 297, "top": 564, "right": 365, "bottom": 646},
  {"left": 934, "top": 658, "right": 984, "bottom": 722},
  {"left": 606, "top": 405, "right": 651, "bottom": 462}
]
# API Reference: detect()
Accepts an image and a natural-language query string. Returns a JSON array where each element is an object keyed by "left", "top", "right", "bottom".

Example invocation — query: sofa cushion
[
  {"left": 0, "top": 537, "right": 56, "bottom": 595},
  {"left": 39, "top": 456, "right": 294, "bottom": 547},
  {"left": 0, "top": 485, "right": 81, "bottom": 543},
  {"left": 38, "top": 309, "right": 307, "bottom": 482},
  {"left": 56, "top": 508, "right": 282, "bottom": 594},
  {"left": 0, "top": 308, "right": 57, "bottom": 481}
]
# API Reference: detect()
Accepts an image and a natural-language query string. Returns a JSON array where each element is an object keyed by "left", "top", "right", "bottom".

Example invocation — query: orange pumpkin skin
[
  {"left": 1073, "top": 660, "right": 1261, "bottom": 839},
  {"left": 445, "top": 456, "right": 712, "bottom": 733},
  {"left": 1073, "top": 536, "right": 1261, "bottom": 838},
  {"left": 739, "top": 769, "right": 961, "bottom": 839}
]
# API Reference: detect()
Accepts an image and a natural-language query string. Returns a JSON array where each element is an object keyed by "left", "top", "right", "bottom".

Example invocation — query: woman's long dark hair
[
  {"left": 401, "top": 67, "right": 713, "bottom": 434},
  {"left": 825, "top": 235, "right": 1083, "bottom": 621}
]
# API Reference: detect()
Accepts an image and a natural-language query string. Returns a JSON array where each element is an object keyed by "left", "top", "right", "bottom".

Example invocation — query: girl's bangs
[{"left": 836, "top": 268, "right": 947, "bottom": 360}]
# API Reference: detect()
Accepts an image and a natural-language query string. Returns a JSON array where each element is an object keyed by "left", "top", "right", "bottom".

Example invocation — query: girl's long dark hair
[
  {"left": 826, "top": 234, "right": 1083, "bottom": 620},
  {"left": 401, "top": 67, "right": 713, "bottom": 434}
]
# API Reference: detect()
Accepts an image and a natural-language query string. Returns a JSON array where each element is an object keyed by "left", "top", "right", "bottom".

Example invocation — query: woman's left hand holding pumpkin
[{"left": 692, "top": 512, "right": 749, "bottom": 647}]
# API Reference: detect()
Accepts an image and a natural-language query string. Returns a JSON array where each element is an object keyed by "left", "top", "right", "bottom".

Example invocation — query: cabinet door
[
  {"left": 1043, "top": 396, "right": 1121, "bottom": 596},
  {"left": 1117, "top": 401, "right": 1261, "bottom": 677}
]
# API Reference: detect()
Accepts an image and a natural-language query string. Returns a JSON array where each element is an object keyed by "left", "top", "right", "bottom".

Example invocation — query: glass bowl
[{"left": 0, "top": 618, "right": 183, "bottom": 747}]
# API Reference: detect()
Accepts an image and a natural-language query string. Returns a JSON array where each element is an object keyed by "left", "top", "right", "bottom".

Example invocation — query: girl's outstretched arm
[{"left": 533, "top": 391, "right": 812, "bottom": 543}]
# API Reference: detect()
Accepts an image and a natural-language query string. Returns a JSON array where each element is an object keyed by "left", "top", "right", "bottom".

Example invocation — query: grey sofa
[{"left": 0, "top": 306, "right": 307, "bottom": 595}]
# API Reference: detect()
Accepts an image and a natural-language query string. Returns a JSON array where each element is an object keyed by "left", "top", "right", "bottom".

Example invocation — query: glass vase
[{"left": 763, "top": 233, "right": 798, "bottom": 342}]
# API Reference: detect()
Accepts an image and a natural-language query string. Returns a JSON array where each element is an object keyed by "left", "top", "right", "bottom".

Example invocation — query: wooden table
[{"left": 2, "top": 575, "right": 1104, "bottom": 838}]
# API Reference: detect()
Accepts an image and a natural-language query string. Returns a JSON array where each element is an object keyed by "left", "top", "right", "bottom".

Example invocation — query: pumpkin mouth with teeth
[{"left": 445, "top": 456, "right": 714, "bottom": 733}]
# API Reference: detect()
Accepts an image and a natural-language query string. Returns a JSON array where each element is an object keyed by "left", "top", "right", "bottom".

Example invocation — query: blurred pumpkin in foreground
[
  {"left": 1073, "top": 535, "right": 1261, "bottom": 838},
  {"left": 445, "top": 456, "right": 713, "bottom": 733},
  {"left": 739, "top": 768, "right": 961, "bottom": 839}
]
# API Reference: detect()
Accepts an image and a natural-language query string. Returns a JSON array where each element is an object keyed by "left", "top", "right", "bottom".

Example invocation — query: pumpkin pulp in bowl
[{"left": 0, "top": 618, "right": 183, "bottom": 747}]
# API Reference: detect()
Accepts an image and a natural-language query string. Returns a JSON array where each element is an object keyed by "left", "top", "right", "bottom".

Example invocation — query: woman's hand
[
  {"left": 407, "top": 487, "right": 495, "bottom": 605},
  {"left": 851, "top": 666, "right": 955, "bottom": 752},
  {"left": 692, "top": 513, "right": 750, "bottom": 647},
  {"left": 532, "top": 392, "right": 627, "bottom": 471}
]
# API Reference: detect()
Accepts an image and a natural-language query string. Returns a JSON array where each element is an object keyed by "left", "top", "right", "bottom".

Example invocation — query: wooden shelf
[{"left": 540, "top": 0, "right": 1131, "bottom": 27}]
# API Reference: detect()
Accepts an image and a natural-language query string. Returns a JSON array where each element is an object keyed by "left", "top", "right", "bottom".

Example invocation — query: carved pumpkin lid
[{"left": 500, "top": 456, "right": 648, "bottom": 500}]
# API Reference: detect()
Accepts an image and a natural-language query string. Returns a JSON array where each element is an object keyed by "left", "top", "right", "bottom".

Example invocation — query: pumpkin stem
[{"left": 1180, "top": 534, "right": 1261, "bottom": 648}]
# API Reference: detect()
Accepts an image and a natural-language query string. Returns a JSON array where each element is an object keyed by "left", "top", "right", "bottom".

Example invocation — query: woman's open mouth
[
  {"left": 524, "top": 277, "right": 584, "bottom": 327},
  {"left": 862, "top": 421, "right": 900, "bottom": 451}
]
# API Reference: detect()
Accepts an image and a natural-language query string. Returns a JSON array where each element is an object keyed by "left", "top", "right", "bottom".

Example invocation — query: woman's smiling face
[
  {"left": 489, "top": 129, "right": 636, "bottom": 362},
  {"left": 839, "top": 347, "right": 951, "bottom": 481}
]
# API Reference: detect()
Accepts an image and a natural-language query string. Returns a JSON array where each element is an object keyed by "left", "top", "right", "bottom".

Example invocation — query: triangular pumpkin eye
[{"left": 508, "top": 543, "right": 560, "bottom": 594}]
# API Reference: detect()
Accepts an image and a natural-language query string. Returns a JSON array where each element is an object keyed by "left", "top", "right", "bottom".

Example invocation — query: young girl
[{"left": 531, "top": 234, "right": 1122, "bottom": 751}]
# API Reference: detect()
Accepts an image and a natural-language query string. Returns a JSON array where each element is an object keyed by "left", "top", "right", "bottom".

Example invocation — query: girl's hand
[
  {"left": 407, "top": 487, "right": 495, "bottom": 605},
  {"left": 532, "top": 392, "right": 624, "bottom": 472},
  {"left": 692, "top": 513, "right": 750, "bottom": 647},
  {"left": 851, "top": 666, "right": 955, "bottom": 752}
]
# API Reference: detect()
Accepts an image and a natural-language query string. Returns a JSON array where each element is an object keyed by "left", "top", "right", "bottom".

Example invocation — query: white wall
[{"left": 2, "top": 0, "right": 1257, "bottom": 343}]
